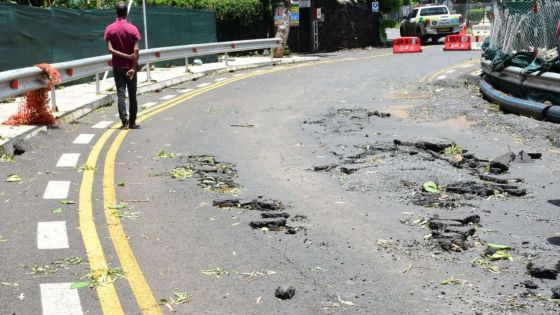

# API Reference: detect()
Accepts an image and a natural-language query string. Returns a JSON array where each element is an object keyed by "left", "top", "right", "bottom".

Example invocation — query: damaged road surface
[{"left": 4, "top": 48, "right": 560, "bottom": 314}]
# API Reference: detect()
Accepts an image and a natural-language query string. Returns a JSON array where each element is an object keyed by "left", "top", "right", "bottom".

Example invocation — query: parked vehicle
[{"left": 399, "top": 5, "right": 463, "bottom": 44}]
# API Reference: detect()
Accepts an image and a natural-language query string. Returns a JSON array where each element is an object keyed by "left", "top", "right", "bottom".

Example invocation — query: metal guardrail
[
  {"left": 0, "top": 38, "right": 282, "bottom": 102},
  {"left": 481, "top": 59, "right": 560, "bottom": 94}
]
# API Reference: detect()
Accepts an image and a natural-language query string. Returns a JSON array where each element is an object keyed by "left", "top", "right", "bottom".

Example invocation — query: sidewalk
[{"left": 0, "top": 55, "right": 319, "bottom": 155}]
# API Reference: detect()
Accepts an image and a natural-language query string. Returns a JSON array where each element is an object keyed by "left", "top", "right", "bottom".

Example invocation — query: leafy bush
[
  {"left": 172, "top": 0, "right": 261, "bottom": 23},
  {"left": 467, "top": 7, "right": 492, "bottom": 23}
]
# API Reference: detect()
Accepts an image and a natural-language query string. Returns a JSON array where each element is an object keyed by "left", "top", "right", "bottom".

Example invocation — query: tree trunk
[{"left": 273, "top": 1, "right": 292, "bottom": 58}]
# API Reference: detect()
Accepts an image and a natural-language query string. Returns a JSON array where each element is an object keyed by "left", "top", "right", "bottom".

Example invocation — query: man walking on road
[{"left": 104, "top": 2, "right": 141, "bottom": 129}]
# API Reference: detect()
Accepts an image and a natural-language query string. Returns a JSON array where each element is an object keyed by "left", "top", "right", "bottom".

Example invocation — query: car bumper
[{"left": 425, "top": 26, "right": 462, "bottom": 35}]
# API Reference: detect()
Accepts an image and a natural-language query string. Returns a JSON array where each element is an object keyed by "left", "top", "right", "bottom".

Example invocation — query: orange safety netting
[{"left": 3, "top": 63, "right": 60, "bottom": 126}]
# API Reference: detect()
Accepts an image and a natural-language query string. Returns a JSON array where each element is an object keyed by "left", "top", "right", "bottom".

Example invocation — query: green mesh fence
[
  {"left": 489, "top": 0, "right": 560, "bottom": 55},
  {"left": 0, "top": 4, "right": 217, "bottom": 71}
]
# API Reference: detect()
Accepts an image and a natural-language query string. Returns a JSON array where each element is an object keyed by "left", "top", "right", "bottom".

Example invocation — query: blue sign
[{"left": 372, "top": 1, "right": 380, "bottom": 13}]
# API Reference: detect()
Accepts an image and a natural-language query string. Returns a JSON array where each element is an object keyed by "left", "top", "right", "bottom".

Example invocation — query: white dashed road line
[
  {"left": 196, "top": 83, "right": 211, "bottom": 88},
  {"left": 232, "top": 73, "right": 244, "bottom": 77},
  {"left": 37, "top": 221, "right": 69, "bottom": 249},
  {"left": 91, "top": 121, "right": 114, "bottom": 129},
  {"left": 461, "top": 64, "right": 473, "bottom": 68},
  {"left": 214, "top": 78, "right": 227, "bottom": 82},
  {"left": 159, "top": 95, "right": 177, "bottom": 100},
  {"left": 436, "top": 75, "right": 447, "bottom": 80},
  {"left": 40, "top": 283, "right": 83, "bottom": 315},
  {"left": 56, "top": 154, "right": 80, "bottom": 168},
  {"left": 178, "top": 88, "right": 194, "bottom": 93},
  {"left": 72, "top": 134, "right": 95, "bottom": 144},
  {"left": 445, "top": 69, "right": 456, "bottom": 74},
  {"left": 43, "top": 181, "right": 71, "bottom": 199}
]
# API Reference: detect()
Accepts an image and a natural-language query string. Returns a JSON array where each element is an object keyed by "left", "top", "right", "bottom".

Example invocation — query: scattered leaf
[
  {"left": 488, "top": 250, "right": 513, "bottom": 261},
  {"left": 441, "top": 276, "right": 465, "bottom": 285},
  {"left": 113, "top": 210, "right": 140, "bottom": 220},
  {"left": 70, "top": 281, "right": 91, "bottom": 289},
  {"left": 168, "top": 167, "right": 193, "bottom": 179},
  {"left": 117, "top": 181, "right": 126, "bottom": 187},
  {"left": 108, "top": 203, "right": 127, "bottom": 210},
  {"left": 487, "top": 243, "right": 512, "bottom": 250},
  {"left": 51, "top": 208, "right": 63, "bottom": 214},
  {"left": 76, "top": 164, "right": 95, "bottom": 172},
  {"left": 0, "top": 282, "right": 19, "bottom": 287},
  {"left": 156, "top": 150, "right": 178, "bottom": 159},
  {"left": 443, "top": 144, "right": 464, "bottom": 156},
  {"left": 423, "top": 181, "right": 440, "bottom": 194},
  {"left": 337, "top": 296, "right": 355, "bottom": 306},
  {"left": 6, "top": 174, "right": 21, "bottom": 182},
  {"left": 202, "top": 267, "right": 228, "bottom": 278},
  {"left": 159, "top": 292, "right": 192, "bottom": 312},
  {"left": 0, "top": 154, "right": 16, "bottom": 163},
  {"left": 59, "top": 200, "right": 76, "bottom": 205}
]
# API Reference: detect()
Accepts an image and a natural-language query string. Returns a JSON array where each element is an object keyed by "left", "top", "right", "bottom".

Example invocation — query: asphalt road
[{"left": 2, "top": 45, "right": 559, "bottom": 315}]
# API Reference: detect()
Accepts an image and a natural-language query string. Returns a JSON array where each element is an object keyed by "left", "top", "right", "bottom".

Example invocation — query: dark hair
[{"left": 116, "top": 2, "right": 128, "bottom": 18}]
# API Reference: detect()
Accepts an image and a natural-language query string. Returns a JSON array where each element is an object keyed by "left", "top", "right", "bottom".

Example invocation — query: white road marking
[
  {"left": 40, "top": 283, "right": 83, "bottom": 315},
  {"left": 436, "top": 75, "right": 447, "bottom": 80},
  {"left": 214, "top": 78, "right": 227, "bottom": 82},
  {"left": 72, "top": 134, "right": 95, "bottom": 144},
  {"left": 43, "top": 181, "right": 71, "bottom": 199},
  {"left": 232, "top": 73, "right": 244, "bottom": 77},
  {"left": 445, "top": 69, "right": 456, "bottom": 74},
  {"left": 178, "top": 88, "right": 194, "bottom": 93},
  {"left": 37, "top": 222, "right": 69, "bottom": 249},
  {"left": 159, "top": 95, "right": 176, "bottom": 100},
  {"left": 461, "top": 64, "right": 473, "bottom": 68},
  {"left": 196, "top": 83, "right": 211, "bottom": 88},
  {"left": 91, "top": 121, "right": 113, "bottom": 129},
  {"left": 56, "top": 153, "right": 80, "bottom": 168}
]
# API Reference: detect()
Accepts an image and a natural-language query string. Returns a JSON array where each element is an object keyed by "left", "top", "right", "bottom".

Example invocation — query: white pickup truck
[{"left": 399, "top": 5, "right": 463, "bottom": 44}]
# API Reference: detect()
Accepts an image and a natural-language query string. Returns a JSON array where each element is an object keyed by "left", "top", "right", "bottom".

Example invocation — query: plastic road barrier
[
  {"left": 444, "top": 35, "right": 472, "bottom": 51},
  {"left": 393, "top": 37, "right": 422, "bottom": 54}
]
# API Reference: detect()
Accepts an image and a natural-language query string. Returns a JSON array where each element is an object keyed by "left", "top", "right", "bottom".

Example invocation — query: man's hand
[{"left": 126, "top": 69, "right": 135, "bottom": 80}]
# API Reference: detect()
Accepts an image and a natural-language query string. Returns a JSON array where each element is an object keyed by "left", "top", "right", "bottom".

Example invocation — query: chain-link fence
[{"left": 488, "top": 0, "right": 560, "bottom": 56}]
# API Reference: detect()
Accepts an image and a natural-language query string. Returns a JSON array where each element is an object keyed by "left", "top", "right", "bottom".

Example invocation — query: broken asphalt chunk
[
  {"left": 249, "top": 219, "right": 287, "bottom": 230},
  {"left": 275, "top": 285, "right": 296, "bottom": 300},
  {"left": 527, "top": 261, "right": 558, "bottom": 280}
]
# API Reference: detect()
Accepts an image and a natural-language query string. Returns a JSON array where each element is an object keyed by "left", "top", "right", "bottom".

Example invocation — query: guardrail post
[
  {"left": 184, "top": 57, "right": 189, "bottom": 72},
  {"left": 95, "top": 73, "right": 100, "bottom": 94},
  {"left": 51, "top": 86, "right": 58, "bottom": 112},
  {"left": 224, "top": 53, "right": 229, "bottom": 66},
  {"left": 270, "top": 47, "right": 274, "bottom": 61},
  {"left": 146, "top": 64, "right": 151, "bottom": 82}
]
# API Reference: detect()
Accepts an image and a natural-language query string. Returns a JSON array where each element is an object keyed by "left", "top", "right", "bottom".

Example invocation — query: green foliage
[
  {"left": 467, "top": 8, "right": 485, "bottom": 23},
  {"left": 169, "top": 0, "right": 262, "bottom": 23},
  {"left": 378, "top": 0, "right": 403, "bottom": 14}
]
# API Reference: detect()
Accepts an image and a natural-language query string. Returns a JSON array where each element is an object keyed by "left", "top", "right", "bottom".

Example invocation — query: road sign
[{"left": 372, "top": 1, "right": 380, "bottom": 13}]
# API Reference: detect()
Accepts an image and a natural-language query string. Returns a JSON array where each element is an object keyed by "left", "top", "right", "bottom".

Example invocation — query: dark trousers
[{"left": 113, "top": 68, "right": 138, "bottom": 125}]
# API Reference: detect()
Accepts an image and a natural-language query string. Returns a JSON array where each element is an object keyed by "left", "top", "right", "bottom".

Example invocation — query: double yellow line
[
  {"left": 418, "top": 58, "right": 479, "bottom": 83},
  {"left": 77, "top": 64, "right": 313, "bottom": 314},
  {"left": 78, "top": 51, "right": 399, "bottom": 314}
]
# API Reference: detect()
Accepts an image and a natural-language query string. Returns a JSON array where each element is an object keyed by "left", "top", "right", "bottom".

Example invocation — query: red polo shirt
[{"left": 103, "top": 18, "right": 141, "bottom": 69}]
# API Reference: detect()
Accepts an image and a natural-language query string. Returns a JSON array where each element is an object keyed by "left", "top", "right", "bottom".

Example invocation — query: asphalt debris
[
  {"left": 275, "top": 285, "right": 296, "bottom": 300},
  {"left": 428, "top": 215, "right": 480, "bottom": 251}
]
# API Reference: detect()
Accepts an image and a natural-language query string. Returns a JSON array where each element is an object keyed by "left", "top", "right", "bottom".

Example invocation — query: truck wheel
[{"left": 400, "top": 27, "right": 405, "bottom": 37}]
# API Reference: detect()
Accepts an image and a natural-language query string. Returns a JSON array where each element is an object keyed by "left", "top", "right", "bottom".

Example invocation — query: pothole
[
  {"left": 303, "top": 107, "right": 391, "bottom": 134},
  {"left": 313, "top": 140, "right": 539, "bottom": 208}
]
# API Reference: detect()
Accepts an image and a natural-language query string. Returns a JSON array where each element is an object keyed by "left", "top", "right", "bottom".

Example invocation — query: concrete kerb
[{"left": 0, "top": 56, "right": 319, "bottom": 155}]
